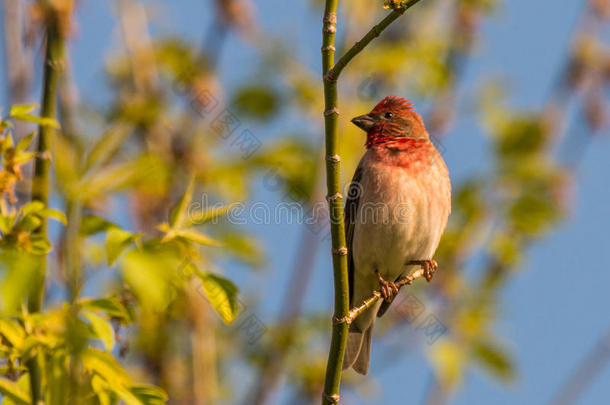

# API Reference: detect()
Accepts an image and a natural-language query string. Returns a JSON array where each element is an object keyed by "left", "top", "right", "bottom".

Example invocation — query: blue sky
[{"left": 1, "top": 1, "right": 610, "bottom": 404}]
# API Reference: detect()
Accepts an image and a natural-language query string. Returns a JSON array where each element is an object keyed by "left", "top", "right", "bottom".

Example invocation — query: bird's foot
[
  {"left": 408, "top": 259, "right": 438, "bottom": 282},
  {"left": 375, "top": 270, "right": 399, "bottom": 302}
]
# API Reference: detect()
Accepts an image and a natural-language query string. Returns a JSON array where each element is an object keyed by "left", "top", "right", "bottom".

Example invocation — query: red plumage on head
[
  {"left": 363, "top": 96, "right": 427, "bottom": 148},
  {"left": 371, "top": 96, "right": 414, "bottom": 116}
]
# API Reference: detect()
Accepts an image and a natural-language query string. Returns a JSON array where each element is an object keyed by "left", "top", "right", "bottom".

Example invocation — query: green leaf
[
  {"left": 169, "top": 175, "right": 195, "bottom": 229},
  {"left": 494, "top": 116, "right": 548, "bottom": 158},
  {"left": 218, "top": 233, "right": 264, "bottom": 268},
  {"left": 106, "top": 228, "right": 138, "bottom": 266},
  {"left": 80, "top": 155, "right": 166, "bottom": 199},
  {"left": 83, "top": 310, "right": 115, "bottom": 351},
  {"left": 20, "top": 201, "right": 44, "bottom": 217},
  {"left": 9, "top": 105, "right": 37, "bottom": 117},
  {"left": 17, "top": 214, "right": 41, "bottom": 232},
  {"left": 12, "top": 151, "right": 36, "bottom": 165},
  {"left": 194, "top": 270, "right": 240, "bottom": 324},
  {"left": 0, "top": 252, "right": 39, "bottom": 314},
  {"left": 186, "top": 203, "right": 237, "bottom": 227},
  {"left": 509, "top": 194, "right": 559, "bottom": 236},
  {"left": 91, "top": 375, "right": 117, "bottom": 405},
  {"left": 0, "top": 215, "right": 14, "bottom": 235},
  {"left": 232, "top": 86, "right": 278, "bottom": 120},
  {"left": 14, "top": 132, "right": 35, "bottom": 154},
  {"left": 39, "top": 208, "right": 67, "bottom": 225},
  {"left": 428, "top": 339, "right": 465, "bottom": 392},
  {"left": 119, "top": 251, "right": 176, "bottom": 312},
  {"left": 27, "top": 234, "right": 52, "bottom": 255},
  {"left": 80, "top": 297, "right": 132, "bottom": 321},
  {"left": 471, "top": 340, "right": 515, "bottom": 381},
  {"left": 2, "top": 132, "right": 14, "bottom": 150},
  {"left": 0, "top": 318, "right": 25, "bottom": 349},
  {"left": 0, "top": 377, "right": 31, "bottom": 405},
  {"left": 129, "top": 385, "right": 168, "bottom": 405},
  {"left": 81, "top": 347, "right": 131, "bottom": 386},
  {"left": 109, "top": 386, "right": 144, "bottom": 405},
  {"left": 10, "top": 113, "right": 60, "bottom": 128},
  {"left": 83, "top": 124, "right": 131, "bottom": 172},
  {"left": 80, "top": 215, "right": 118, "bottom": 236},
  {"left": 170, "top": 228, "right": 221, "bottom": 247}
]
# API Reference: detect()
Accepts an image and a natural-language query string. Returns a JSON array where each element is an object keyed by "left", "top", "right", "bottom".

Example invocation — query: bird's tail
[{"left": 342, "top": 324, "right": 373, "bottom": 375}]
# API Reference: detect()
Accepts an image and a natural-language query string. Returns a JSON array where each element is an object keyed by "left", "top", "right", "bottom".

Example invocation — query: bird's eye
[{"left": 384, "top": 112, "right": 393, "bottom": 119}]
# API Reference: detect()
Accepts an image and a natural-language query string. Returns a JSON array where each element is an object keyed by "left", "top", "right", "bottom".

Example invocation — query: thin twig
[
  {"left": 547, "top": 326, "right": 610, "bottom": 405},
  {"left": 324, "top": 1, "right": 422, "bottom": 83},
  {"left": 337, "top": 268, "right": 426, "bottom": 326}
]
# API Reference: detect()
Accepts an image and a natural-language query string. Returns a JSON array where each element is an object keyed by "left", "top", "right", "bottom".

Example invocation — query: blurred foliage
[{"left": 0, "top": 0, "right": 607, "bottom": 404}]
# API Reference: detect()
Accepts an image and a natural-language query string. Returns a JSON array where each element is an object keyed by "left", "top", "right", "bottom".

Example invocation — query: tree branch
[
  {"left": 320, "top": 2, "right": 422, "bottom": 404},
  {"left": 336, "top": 268, "right": 426, "bottom": 326},
  {"left": 324, "top": 1, "right": 422, "bottom": 83},
  {"left": 320, "top": 1, "right": 348, "bottom": 403},
  {"left": 28, "top": 2, "right": 73, "bottom": 403}
]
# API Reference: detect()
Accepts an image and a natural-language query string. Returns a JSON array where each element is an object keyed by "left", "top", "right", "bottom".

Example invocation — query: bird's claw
[
  {"left": 408, "top": 259, "right": 438, "bottom": 282},
  {"left": 375, "top": 271, "right": 399, "bottom": 302}
]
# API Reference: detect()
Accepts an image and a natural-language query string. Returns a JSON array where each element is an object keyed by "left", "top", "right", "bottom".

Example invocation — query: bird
[{"left": 342, "top": 96, "right": 451, "bottom": 375}]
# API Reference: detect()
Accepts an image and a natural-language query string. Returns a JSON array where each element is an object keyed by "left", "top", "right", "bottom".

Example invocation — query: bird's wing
[{"left": 345, "top": 164, "right": 363, "bottom": 307}]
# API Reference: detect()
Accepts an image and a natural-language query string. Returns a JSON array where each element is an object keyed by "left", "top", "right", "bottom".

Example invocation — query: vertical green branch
[
  {"left": 319, "top": 2, "right": 422, "bottom": 403},
  {"left": 30, "top": 4, "right": 67, "bottom": 311},
  {"left": 321, "top": 0, "right": 349, "bottom": 403},
  {"left": 27, "top": 3, "right": 71, "bottom": 404}
]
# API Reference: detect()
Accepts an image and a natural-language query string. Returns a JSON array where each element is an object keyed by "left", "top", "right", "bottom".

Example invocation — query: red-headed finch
[{"left": 342, "top": 96, "right": 451, "bottom": 374}]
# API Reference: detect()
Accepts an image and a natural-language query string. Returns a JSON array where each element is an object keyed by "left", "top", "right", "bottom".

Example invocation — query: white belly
[{"left": 352, "top": 151, "right": 450, "bottom": 284}]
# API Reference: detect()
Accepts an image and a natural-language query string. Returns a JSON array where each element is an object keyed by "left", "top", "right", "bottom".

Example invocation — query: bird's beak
[{"left": 351, "top": 114, "right": 375, "bottom": 132}]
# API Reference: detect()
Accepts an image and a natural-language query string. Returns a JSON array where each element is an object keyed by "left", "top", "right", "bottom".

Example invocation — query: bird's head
[{"left": 351, "top": 96, "right": 428, "bottom": 148}]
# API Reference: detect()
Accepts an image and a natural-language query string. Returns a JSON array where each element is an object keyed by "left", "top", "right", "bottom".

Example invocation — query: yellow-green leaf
[
  {"left": 186, "top": 203, "right": 237, "bottom": 227},
  {"left": 83, "top": 310, "right": 115, "bottom": 351},
  {"left": 0, "top": 377, "right": 31, "bottom": 405},
  {"left": 80, "top": 297, "right": 132, "bottom": 321},
  {"left": 83, "top": 124, "right": 131, "bottom": 172},
  {"left": 169, "top": 174, "right": 195, "bottom": 229},
  {"left": 20, "top": 201, "right": 44, "bottom": 216},
  {"left": 15, "top": 132, "right": 35, "bottom": 154},
  {"left": 174, "top": 228, "right": 221, "bottom": 247},
  {"left": 129, "top": 384, "right": 168, "bottom": 405},
  {"left": 110, "top": 386, "right": 143, "bottom": 405},
  {"left": 0, "top": 318, "right": 25, "bottom": 349},
  {"left": 27, "top": 235, "right": 52, "bottom": 255},
  {"left": 428, "top": 339, "right": 465, "bottom": 392},
  {"left": 80, "top": 215, "right": 118, "bottom": 236},
  {"left": 106, "top": 228, "right": 138, "bottom": 266},
  {"left": 40, "top": 208, "right": 67, "bottom": 225},
  {"left": 10, "top": 113, "right": 60, "bottom": 128},
  {"left": 9, "top": 104, "right": 37, "bottom": 117},
  {"left": 81, "top": 347, "right": 131, "bottom": 386},
  {"left": 195, "top": 270, "right": 240, "bottom": 324},
  {"left": 471, "top": 340, "right": 515, "bottom": 381},
  {"left": 91, "top": 375, "right": 116, "bottom": 405},
  {"left": 119, "top": 251, "right": 176, "bottom": 312},
  {"left": 0, "top": 252, "right": 39, "bottom": 314}
]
